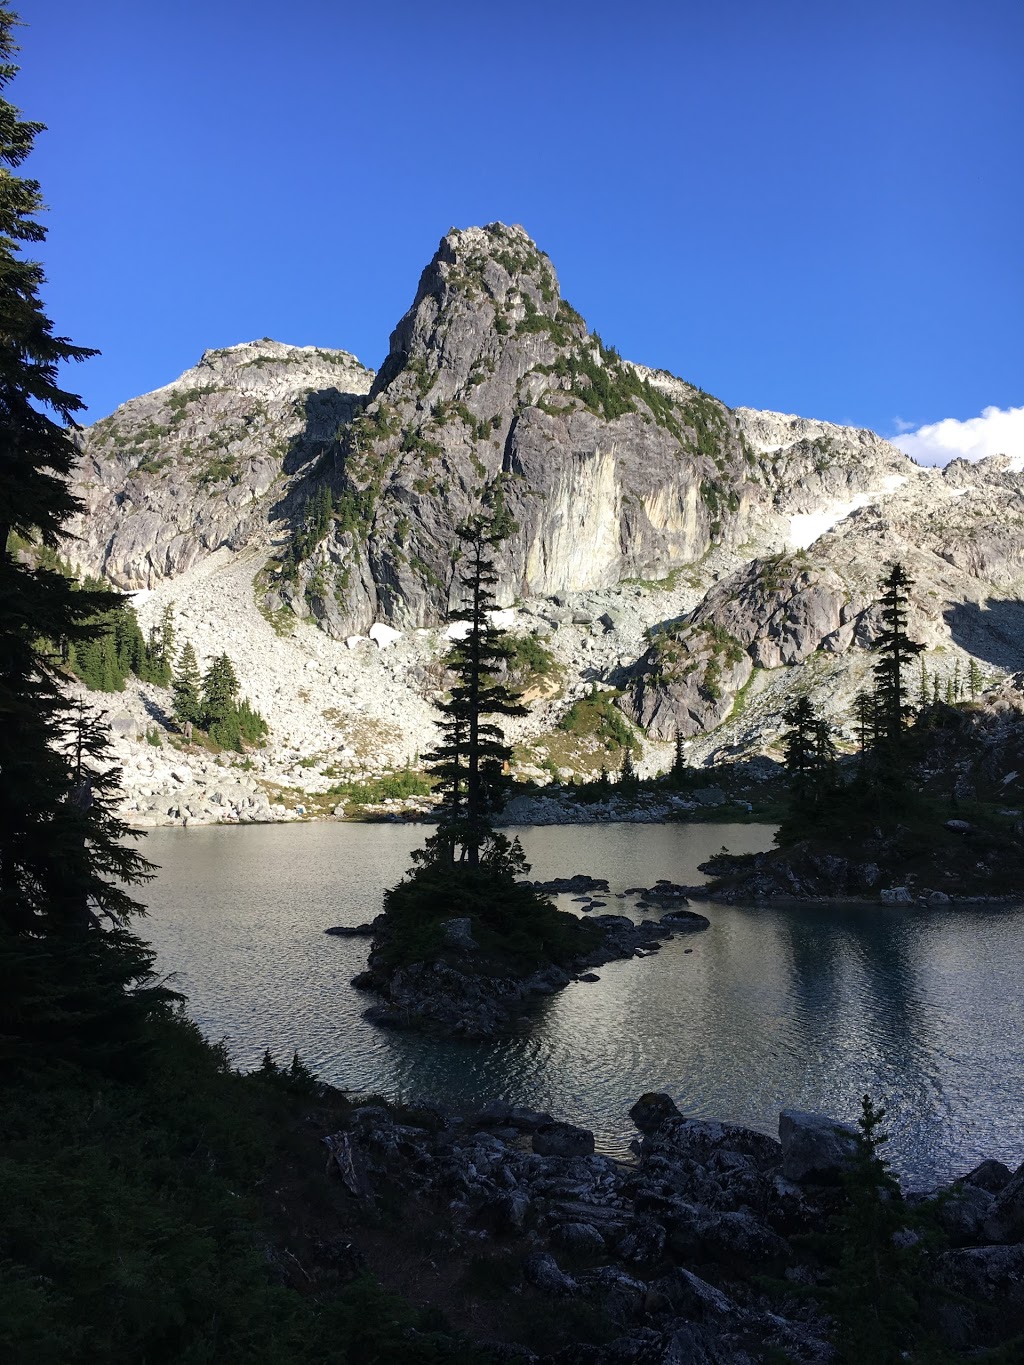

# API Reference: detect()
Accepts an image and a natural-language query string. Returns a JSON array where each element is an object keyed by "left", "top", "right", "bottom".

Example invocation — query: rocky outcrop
[
  {"left": 621, "top": 556, "right": 871, "bottom": 740},
  {"left": 322, "top": 1094, "right": 1024, "bottom": 1361},
  {"left": 351, "top": 910, "right": 685, "bottom": 1038},
  {"left": 68, "top": 340, "right": 374, "bottom": 588}
]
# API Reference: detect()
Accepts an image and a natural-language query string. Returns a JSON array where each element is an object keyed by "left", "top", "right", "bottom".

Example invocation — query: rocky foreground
[{"left": 321, "top": 1093, "right": 1024, "bottom": 1362}]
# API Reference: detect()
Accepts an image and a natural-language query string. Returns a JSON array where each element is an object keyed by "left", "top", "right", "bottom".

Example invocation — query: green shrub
[{"left": 556, "top": 691, "right": 639, "bottom": 754}]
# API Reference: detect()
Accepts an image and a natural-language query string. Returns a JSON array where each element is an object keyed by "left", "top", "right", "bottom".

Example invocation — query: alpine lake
[{"left": 139, "top": 820, "right": 1024, "bottom": 1189}]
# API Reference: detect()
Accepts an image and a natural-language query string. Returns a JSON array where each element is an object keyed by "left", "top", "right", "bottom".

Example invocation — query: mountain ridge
[{"left": 60, "top": 223, "right": 1024, "bottom": 824}]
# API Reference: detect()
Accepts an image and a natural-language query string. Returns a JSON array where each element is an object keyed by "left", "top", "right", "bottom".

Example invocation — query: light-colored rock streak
[{"left": 525, "top": 448, "right": 622, "bottom": 594}]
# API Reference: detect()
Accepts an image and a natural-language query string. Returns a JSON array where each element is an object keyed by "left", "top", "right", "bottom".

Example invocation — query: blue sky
[{"left": 17, "top": 0, "right": 1024, "bottom": 459}]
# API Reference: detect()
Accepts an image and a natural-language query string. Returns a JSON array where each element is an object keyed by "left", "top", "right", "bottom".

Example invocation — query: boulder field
[{"left": 322, "top": 1092, "right": 1024, "bottom": 1362}]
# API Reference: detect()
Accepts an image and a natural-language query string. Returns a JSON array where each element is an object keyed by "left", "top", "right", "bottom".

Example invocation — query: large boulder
[
  {"left": 778, "top": 1109, "right": 858, "bottom": 1183},
  {"left": 984, "top": 1162, "right": 1024, "bottom": 1243},
  {"left": 936, "top": 1181, "right": 997, "bottom": 1246},
  {"left": 532, "top": 1121, "right": 596, "bottom": 1158},
  {"left": 963, "top": 1158, "right": 1013, "bottom": 1193},
  {"left": 629, "top": 1092, "right": 683, "bottom": 1134}
]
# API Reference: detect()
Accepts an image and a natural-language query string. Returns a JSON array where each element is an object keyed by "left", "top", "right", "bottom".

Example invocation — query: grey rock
[
  {"left": 473, "top": 1100, "right": 555, "bottom": 1129},
  {"left": 532, "top": 1122, "right": 596, "bottom": 1158},
  {"left": 440, "top": 917, "right": 478, "bottom": 951},
  {"left": 880, "top": 885, "right": 913, "bottom": 905},
  {"left": 935, "top": 1181, "right": 996, "bottom": 1245},
  {"left": 616, "top": 1218, "right": 667, "bottom": 1265},
  {"left": 984, "top": 1161, "right": 1024, "bottom": 1243},
  {"left": 487, "top": 1190, "right": 531, "bottom": 1234},
  {"left": 524, "top": 1252, "right": 577, "bottom": 1296},
  {"left": 551, "top": 1221, "right": 606, "bottom": 1255},
  {"left": 963, "top": 1158, "right": 1013, "bottom": 1193},
  {"left": 936, "top": 1242, "right": 1024, "bottom": 1305},
  {"left": 778, "top": 1109, "right": 858, "bottom": 1183},
  {"left": 629, "top": 1092, "right": 683, "bottom": 1134}
]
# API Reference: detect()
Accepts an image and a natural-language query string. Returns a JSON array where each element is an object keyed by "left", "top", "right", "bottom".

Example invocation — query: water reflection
[{"left": 138, "top": 822, "right": 1024, "bottom": 1187}]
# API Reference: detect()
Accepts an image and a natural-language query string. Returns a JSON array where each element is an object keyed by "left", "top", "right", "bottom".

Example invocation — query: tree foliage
[
  {"left": 416, "top": 506, "right": 527, "bottom": 869},
  {"left": 0, "top": 10, "right": 168, "bottom": 1059},
  {"left": 872, "top": 561, "right": 925, "bottom": 745}
]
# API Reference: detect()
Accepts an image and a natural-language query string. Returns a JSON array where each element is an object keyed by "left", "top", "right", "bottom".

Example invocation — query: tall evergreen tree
[
  {"left": 0, "top": 10, "right": 162, "bottom": 1057},
  {"left": 418, "top": 507, "right": 527, "bottom": 867},
  {"left": 200, "top": 652, "right": 240, "bottom": 725},
  {"left": 783, "top": 695, "right": 837, "bottom": 804},
  {"left": 853, "top": 689, "right": 879, "bottom": 759},
  {"left": 670, "top": 728, "right": 686, "bottom": 787},
  {"left": 171, "top": 641, "right": 202, "bottom": 729},
  {"left": 619, "top": 746, "right": 638, "bottom": 788},
  {"left": 871, "top": 562, "right": 924, "bottom": 744}
]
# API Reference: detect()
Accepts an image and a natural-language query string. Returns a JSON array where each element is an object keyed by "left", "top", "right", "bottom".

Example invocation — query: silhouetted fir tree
[
  {"left": 0, "top": 11, "right": 166, "bottom": 1061},
  {"left": 416, "top": 506, "right": 528, "bottom": 867},
  {"left": 917, "top": 656, "right": 929, "bottom": 708},
  {"left": 171, "top": 641, "right": 202, "bottom": 729},
  {"left": 853, "top": 689, "right": 879, "bottom": 760},
  {"left": 783, "top": 695, "right": 836, "bottom": 806},
  {"left": 670, "top": 728, "right": 686, "bottom": 786},
  {"left": 811, "top": 1096, "right": 943, "bottom": 1363},
  {"left": 872, "top": 561, "right": 924, "bottom": 746},
  {"left": 597, "top": 764, "right": 611, "bottom": 797}
]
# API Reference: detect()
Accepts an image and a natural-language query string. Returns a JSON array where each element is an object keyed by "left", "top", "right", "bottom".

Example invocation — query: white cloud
[{"left": 892, "top": 405, "right": 1024, "bottom": 468}]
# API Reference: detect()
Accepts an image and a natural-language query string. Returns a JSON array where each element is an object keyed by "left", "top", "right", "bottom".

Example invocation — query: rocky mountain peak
[
  {"left": 68, "top": 340, "right": 374, "bottom": 587},
  {"left": 370, "top": 221, "right": 585, "bottom": 404}
]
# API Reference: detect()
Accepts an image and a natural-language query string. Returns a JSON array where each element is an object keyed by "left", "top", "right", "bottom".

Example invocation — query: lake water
[{"left": 138, "top": 821, "right": 1024, "bottom": 1188}]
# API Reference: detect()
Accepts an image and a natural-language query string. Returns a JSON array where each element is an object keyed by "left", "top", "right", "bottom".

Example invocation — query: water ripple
[{"left": 139, "top": 822, "right": 1024, "bottom": 1187}]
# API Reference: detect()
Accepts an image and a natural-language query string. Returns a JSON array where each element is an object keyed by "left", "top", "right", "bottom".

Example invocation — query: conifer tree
[
  {"left": 201, "top": 652, "right": 240, "bottom": 726},
  {"left": 871, "top": 562, "right": 924, "bottom": 744},
  {"left": 0, "top": 10, "right": 162, "bottom": 1056},
  {"left": 783, "top": 695, "right": 818, "bottom": 790},
  {"left": 783, "top": 695, "right": 837, "bottom": 805},
  {"left": 417, "top": 505, "right": 527, "bottom": 867},
  {"left": 670, "top": 728, "right": 686, "bottom": 787},
  {"left": 171, "top": 641, "right": 202, "bottom": 729},
  {"left": 853, "top": 689, "right": 878, "bottom": 759},
  {"left": 619, "top": 746, "right": 637, "bottom": 788}
]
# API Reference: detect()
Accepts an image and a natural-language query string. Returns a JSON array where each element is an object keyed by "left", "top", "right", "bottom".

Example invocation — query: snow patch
[
  {"left": 368, "top": 623, "right": 401, "bottom": 649},
  {"left": 787, "top": 476, "right": 907, "bottom": 550}
]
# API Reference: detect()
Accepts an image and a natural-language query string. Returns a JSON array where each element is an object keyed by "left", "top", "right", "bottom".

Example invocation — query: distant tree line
[{"left": 17, "top": 551, "right": 271, "bottom": 753}]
